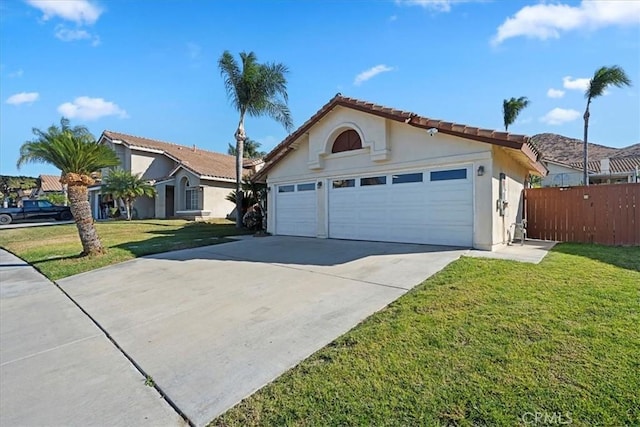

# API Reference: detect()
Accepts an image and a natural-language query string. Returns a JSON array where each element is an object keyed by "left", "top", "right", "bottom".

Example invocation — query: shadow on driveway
[{"left": 147, "top": 235, "right": 467, "bottom": 267}]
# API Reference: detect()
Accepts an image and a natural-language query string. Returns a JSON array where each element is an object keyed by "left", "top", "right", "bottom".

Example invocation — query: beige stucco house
[
  {"left": 254, "top": 95, "right": 547, "bottom": 251},
  {"left": 541, "top": 160, "right": 584, "bottom": 187},
  {"left": 542, "top": 157, "right": 640, "bottom": 187},
  {"left": 90, "top": 131, "right": 259, "bottom": 220}
]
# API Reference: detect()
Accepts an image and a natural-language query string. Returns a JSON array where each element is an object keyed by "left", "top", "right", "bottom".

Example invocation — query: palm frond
[
  {"left": 17, "top": 117, "right": 119, "bottom": 174},
  {"left": 586, "top": 65, "right": 632, "bottom": 100},
  {"left": 502, "top": 96, "right": 530, "bottom": 131}
]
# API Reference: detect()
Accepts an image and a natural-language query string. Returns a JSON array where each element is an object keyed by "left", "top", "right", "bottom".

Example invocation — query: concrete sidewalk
[
  {"left": 0, "top": 249, "right": 183, "bottom": 427},
  {"left": 466, "top": 240, "right": 557, "bottom": 264}
]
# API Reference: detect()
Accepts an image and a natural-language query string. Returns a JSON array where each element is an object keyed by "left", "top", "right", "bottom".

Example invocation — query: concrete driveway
[{"left": 57, "top": 237, "right": 466, "bottom": 426}]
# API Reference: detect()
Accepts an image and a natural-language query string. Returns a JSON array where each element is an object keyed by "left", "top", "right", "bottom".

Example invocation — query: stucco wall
[
  {"left": 490, "top": 147, "right": 529, "bottom": 247},
  {"left": 133, "top": 196, "right": 155, "bottom": 219},
  {"left": 265, "top": 107, "right": 502, "bottom": 249},
  {"left": 202, "top": 180, "right": 236, "bottom": 218},
  {"left": 130, "top": 151, "right": 176, "bottom": 180}
]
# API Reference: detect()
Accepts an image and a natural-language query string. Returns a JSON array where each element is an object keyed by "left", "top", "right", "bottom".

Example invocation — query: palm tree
[
  {"left": 582, "top": 65, "right": 632, "bottom": 186},
  {"left": 17, "top": 118, "right": 119, "bottom": 256},
  {"left": 503, "top": 96, "right": 530, "bottom": 131},
  {"left": 227, "top": 137, "right": 267, "bottom": 159},
  {"left": 218, "top": 50, "right": 293, "bottom": 227},
  {"left": 102, "top": 169, "right": 156, "bottom": 220}
]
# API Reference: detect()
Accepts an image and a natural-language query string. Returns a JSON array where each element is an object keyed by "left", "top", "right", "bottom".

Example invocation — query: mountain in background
[{"left": 531, "top": 133, "right": 638, "bottom": 164}]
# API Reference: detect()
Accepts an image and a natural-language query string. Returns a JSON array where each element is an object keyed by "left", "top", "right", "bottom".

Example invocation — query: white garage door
[
  {"left": 329, "top": 166, "right": 473, "bottom": 247},
  {"left": 275, "top": 182, "right": 317, "bottom": 237}
]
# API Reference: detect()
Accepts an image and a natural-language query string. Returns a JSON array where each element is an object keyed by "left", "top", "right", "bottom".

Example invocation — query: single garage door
[
  {"left": 275, "top": 182, "right": 317, "bottom": 237},
  {"left": 329, "top": 166, "right": 473, "bottom": 246}
]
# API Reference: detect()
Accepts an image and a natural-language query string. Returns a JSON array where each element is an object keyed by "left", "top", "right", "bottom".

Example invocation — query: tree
[
  {"left": 582, "top": 65, "right": 632, "bottom": 186},
  {"left": 17, "top": 118, "right": 119, "bottom": 256},
  {"left": 502, "top": 96, "right": 530, "bottom": 131},
  {"left": 0, "top": 175, "right": 37, "bottom": 207},
  {"left": 102, "top": 169, "right": 156, "bottom": 220},
  {"left": 227, "top": 137, "right": 267, "bottom": 158},
  {"left": 225, "top": 177, "right": 266, "bottom": 208},
  {"left": 218, "top": 50, "right": 293, "bottom": 228}
]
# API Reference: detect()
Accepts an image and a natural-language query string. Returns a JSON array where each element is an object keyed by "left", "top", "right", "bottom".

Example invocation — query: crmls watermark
[{"left": 521, "top": 411, "right": 573, "bottom": 425}]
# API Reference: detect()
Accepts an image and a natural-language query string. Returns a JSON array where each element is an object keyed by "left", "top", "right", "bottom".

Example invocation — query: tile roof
[
  {"left": 39, "top": 174, "right": 64, "bottom": 192},
  {"left": 257, "top": 94, "right": 546, "bottom": 180},
  {"left": 570, "top": 156, "right": 640, "bottom": 175},
  {"left": 530, "top": 133, "right": 621, "bottom": 164},
  {"left": 101, "top": 131, "right": 241, "bottom": 180}
]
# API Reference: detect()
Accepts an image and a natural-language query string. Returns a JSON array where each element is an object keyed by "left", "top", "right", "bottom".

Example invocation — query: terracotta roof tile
[
  {"left": 258, "top": 94, "right": 545, "bottom": 179},
  {"left": 101, "top": 131, "right": 246, "bottom": 180},
  {"left": 39, "top": 174, "right": 64, "bottom": 192},
  {"left": 571, "top": 155, "right": 640, "bottom": 174}
]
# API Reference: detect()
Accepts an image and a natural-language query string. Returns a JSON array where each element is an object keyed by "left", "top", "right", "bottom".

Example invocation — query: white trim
[
  {"left": 153, "top": 177, "right": 176, "bottom": 186},
  {"left": 271, "top": 151, "right": 491, "bottom": 185},
  {"left": 323, "top": 148, "right": 368, "bottom": 160}
]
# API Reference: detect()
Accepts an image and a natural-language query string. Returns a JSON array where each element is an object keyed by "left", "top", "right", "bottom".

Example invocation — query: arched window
[{"left": 331, "top": 130, "right": 362, "bottom": 153}]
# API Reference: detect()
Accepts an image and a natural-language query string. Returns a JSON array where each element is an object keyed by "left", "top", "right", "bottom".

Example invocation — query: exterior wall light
[
  {"left": 317, "top": 181, "right": 323, "bottom": 189},
  {"left": 477, "top": 166, "right": 485, "bottom": 176}
]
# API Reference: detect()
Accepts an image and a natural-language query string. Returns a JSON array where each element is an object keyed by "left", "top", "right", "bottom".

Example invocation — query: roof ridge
[
  {"left": 103, "top": 130, "right": 236, "bottom": 160},
  {"left": 331, "top": 94, "right": 530, "bottom": 142}
]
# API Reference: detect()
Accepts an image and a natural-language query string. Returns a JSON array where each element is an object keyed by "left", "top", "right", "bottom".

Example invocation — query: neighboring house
[
  {"left": 91, "top": 131, "right": 261, "bottom": 220},
  {"left": 34, "top": 174, "right": 67, "bottom": 199},
  {"left": 574, "top": 156, "right": 640, "bottom": 185},
  {"left": 541, "top": 160, "right": 585, "bottom": 187},
  {"left": 254, "top": 95, "right": 547, "bottom": 251},
  {"left": 541, "top": 156, "right": 640, "bottom": 187},
  {"left": 532, "top": 133, "right": 640, "bottom": 186}
]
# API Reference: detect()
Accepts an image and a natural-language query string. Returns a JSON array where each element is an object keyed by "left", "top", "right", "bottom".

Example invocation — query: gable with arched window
[{"left": 331, "top": 129, "right": 362, "bottom": 153}]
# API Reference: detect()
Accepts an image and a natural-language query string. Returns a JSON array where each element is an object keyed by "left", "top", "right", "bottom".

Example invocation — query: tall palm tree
[
  {"left": 218, "top": 50, "right": 293, "bottom": 228},
  {"left": 227, "top": 137, "right": 267, "bottom": 159},
  {"left": 17, "top": 118, "right": 119, "bottom": 256},
  {"left": 102, "top": 169, "right": 156, "bottom": 220},
  {"left": 582, "top": 65, "right": 632, "bottom": 186},
  {"left": 502, "top": 96, "right": 530, "bottom": 131}
]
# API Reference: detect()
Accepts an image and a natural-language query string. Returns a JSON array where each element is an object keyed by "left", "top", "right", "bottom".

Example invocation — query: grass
[
  {"left": 0, "top": 219, "right": 250, "bottom": 280},
  {"left": 212, "top": 244, "right": 640, "bottom": 427}
]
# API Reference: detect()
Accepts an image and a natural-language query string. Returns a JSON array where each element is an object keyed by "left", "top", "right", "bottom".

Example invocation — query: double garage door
[{"left": 275, "top": 165, "right": 473, "bottom": 247}]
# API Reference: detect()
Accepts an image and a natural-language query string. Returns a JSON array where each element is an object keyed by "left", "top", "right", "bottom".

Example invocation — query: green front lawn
[
  {"left": 0, "top": 219, "right": 250, "bottom": 280},
  {"left": 213, "top": 244, "right": 639, "bottom": 426}
]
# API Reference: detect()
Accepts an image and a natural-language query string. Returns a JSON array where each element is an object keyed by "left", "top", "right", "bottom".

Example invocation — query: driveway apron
[{"left": 57, "top": 237, "right": 466, "bottom": 426}]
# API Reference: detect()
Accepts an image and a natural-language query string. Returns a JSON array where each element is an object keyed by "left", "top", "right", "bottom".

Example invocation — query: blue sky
[{"left": 1, "top": 0, "right": 639, "bottom": 177}]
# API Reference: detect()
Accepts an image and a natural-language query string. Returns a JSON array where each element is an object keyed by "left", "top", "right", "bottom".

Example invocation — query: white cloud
[
  {"left": 8, "top": 69, "right": 24, "bottom": 78},
  {"left": 354, "top": 64, "right": 394, "bottom": 86},
  {"left": 395, "top": 0, "right": 479, "bottom": 13},
  {"left": 57, "top": 96, "right": 128, "bottom": 120},
  {"left": 6, "top": 92, "right": 39, "bottom": 105},
  {"left": 26, "top": 0, "right": 102, "bottom": 25},
  {"left": 547, "top": 88, "right": 565, "bottom": 98},
  {"left": 540, "top": 108, "right": 581, "bottom": 125},
  {"left": 54, "top": 25, "right": 101, "bottom": 45},
  {"left": 562, "top": 76, "right": 590, "bottom": 91},
  {"left": 55, "top": 26, "right": 91, "bottom": 41},
  {"left": 492, "top": 1, "right": 640, "bottom": 45},
  {"left": 389, "top": 15, "right": 398, "bottom": 21}
]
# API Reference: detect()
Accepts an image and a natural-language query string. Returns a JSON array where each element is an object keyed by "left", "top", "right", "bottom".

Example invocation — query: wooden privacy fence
[{"left": 525, "top": 183, "right": 640, "bottom": 246}]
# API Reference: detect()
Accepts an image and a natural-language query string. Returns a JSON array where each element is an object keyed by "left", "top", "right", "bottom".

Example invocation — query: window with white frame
[{"left": 186, "top": 188, "right": 199, "bottom": 210}]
